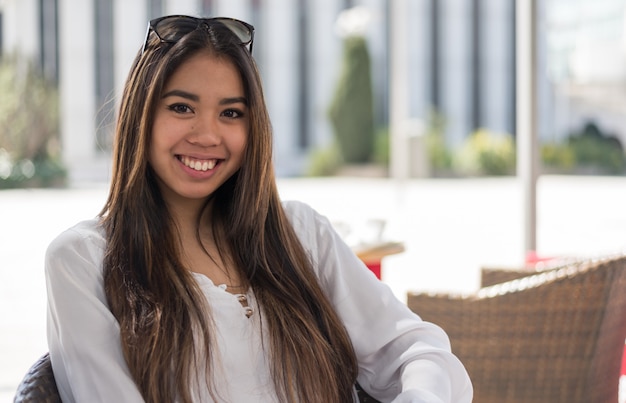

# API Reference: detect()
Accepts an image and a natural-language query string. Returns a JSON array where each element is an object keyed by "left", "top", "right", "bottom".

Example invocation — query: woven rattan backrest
[
  {"left": 480, "top": 267, "right": 536, "bottom": 287},
  {"left": 407, "top": 255, "right": 626, "bottom": 403},
  {"left": 588, "top": 256, "right": 626, "bottom": 402},
  {"left": 14, "top": 353, "right": 60, "bottom": 403}
]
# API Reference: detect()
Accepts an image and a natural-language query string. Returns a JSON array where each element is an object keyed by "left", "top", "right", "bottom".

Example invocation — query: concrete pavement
[{"left": 2, "top": 175, "right": 626, "bottom": 401}]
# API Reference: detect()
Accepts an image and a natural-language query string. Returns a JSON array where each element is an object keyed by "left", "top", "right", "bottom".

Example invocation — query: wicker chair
[
  {"left": 480, "top": 266, "right": 544, "bottom": 287},
  {"left": 407, "top": 254, "right": 626, "bottom": 403},
  {"left": 480, "top": 256, "right": 584, "bottom": 287},
  {"left": 14, "top": 353, "right": 60, "bottom": 403}
]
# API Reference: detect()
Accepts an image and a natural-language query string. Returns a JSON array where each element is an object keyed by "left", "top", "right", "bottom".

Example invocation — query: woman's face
[{"left": 149, "top": 50, "right": 248, "bottom": 207}]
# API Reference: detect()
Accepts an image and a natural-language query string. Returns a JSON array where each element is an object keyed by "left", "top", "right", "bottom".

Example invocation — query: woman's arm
[
  {"left": 45, "top": 220, "right": 144, "bottom": 403},
  {"left": 284, "top": 201, "right": 473, "bottom": 403}
]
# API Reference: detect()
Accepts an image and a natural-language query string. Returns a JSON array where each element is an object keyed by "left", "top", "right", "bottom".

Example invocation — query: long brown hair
[{"left": 100, "top": 18, "right": 358, "bottom": 402}]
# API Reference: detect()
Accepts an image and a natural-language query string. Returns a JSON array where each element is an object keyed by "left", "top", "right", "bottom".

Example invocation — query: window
[
  {"left": 147, "top": 0, "right": 164, "bottom": 20},
  {"left": 94, "top": 0, "right": 115, "bottom": 151},
  {"left": 38, "top": 0, "right": 59, "bottom": 83},
  {"left": 0, "top": 12, "right": 4, "bottom": 56}
]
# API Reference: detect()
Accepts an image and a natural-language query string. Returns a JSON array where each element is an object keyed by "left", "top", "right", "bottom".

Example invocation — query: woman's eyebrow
[
  {"left": 161, "top": 90, "right": 246, "bottom": 106},
  {"left": 161, "top": 89, "right": 199, "bottom": 102},
  {"left": 220, "top": 97, "right": 248, "bottom": 106}
]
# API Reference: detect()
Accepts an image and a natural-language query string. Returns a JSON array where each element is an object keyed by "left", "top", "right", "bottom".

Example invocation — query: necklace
[
  {"left": 184, "top": 239, "right": 253, "bottom": 318},
  {"left": 236, "top": 293, "right": 254, "bottom": 318},
  {"left": 218, "top": 283, "right": 253, "bottom": 318}
]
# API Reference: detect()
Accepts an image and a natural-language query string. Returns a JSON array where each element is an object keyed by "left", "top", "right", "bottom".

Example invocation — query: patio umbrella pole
[{"left": 516, "top": 0, "right": 539, "bottom": 260}]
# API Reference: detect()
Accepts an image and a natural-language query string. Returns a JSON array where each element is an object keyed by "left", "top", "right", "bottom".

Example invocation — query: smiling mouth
[{"left": 178, "top": 155, "right": 219, "bottom": 172}]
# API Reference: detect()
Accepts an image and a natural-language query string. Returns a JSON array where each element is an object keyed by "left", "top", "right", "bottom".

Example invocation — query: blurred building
[
  {"left": 400, "top": 0, "right": 517, "bottom": 150},
  {"left": 1, "top": 0, "right": 625, "bottom": 182},
  {"left": 545, "top": 0, "right": 626, "bottom": 143},
  {"left": 0, "top": 0, "right": 365, "bottom": 181}
]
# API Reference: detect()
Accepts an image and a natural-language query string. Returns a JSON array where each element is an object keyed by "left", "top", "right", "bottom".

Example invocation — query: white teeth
[{"left": 181, "top": 156, "right": 218, "bottom": 172}]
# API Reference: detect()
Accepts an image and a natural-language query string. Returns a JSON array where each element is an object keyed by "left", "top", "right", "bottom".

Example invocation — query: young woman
[{"left": 45, "top": 16, "right": 472, "bottom": 403}]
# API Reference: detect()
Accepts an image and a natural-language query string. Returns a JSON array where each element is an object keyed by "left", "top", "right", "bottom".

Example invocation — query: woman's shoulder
[
  {"left": 281, "top": 200, "right": 323, "bottom": 228},
  {"left": 281, "top": 199, "right": 314, "bottom": 217},
  {"left": 46, "top": 218, "right": 105, "bottom": 261},
  {"left": 281, "top": 200, "right": 337, "bottom": 246}
]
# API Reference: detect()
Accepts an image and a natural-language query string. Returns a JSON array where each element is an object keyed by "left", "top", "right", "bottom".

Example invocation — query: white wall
[
  {"left": 59, "top": 0, "right": 102, "bottom": 182},
  {"left": 164, "top": 0, "right": 199, "bottom": 16},
  {"left": 213, "top": 0, "right": 251, "bottom": 22},
  {"left": 262, "top": 0, "right": 300, "bottom": 176},
  {"left": 1, "top": 0, "right": 38, "bottom": 58},
  {"left": 113, "top": 0, "right": 147, "bottom": 99},
  {"left": 308, "top": 0, "right": 342, "bottom": 149},
  {"left": 439, "top": 0, "right": 473, "bottom": 148},
  {"left": 479, "top": 0, "right": 515, "bottom": 135},
  {"left": 406, "top": 0, "right": 433, "bottom": 119}
]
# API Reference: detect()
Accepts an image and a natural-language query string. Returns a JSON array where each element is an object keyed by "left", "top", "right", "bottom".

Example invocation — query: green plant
[
  {"left": 567, "top": 123, "right": 625, "bottom": 174},
  {"left": 372, "top": 126, "right": 390, "bottom": 165},
  {"left": 424, "top": 111, "right": 453, "bottom": 171},
  {"left": 305, "top": 143, "right": 344, "bottom": 177},
  {"left": 328, "top": 35, "right": 375, "bottom": 164},
  {"left": 0, "top": 55, "right": 66, "bottom": 188},
  {"left": 541, "top": 143, "right": 575, "bottom": 171},
  {"left": 454, "top": 129, "right": 516, "bottom": 176},
  {"left": 0, "top": 151, "right": 66, "bottom": 189}
]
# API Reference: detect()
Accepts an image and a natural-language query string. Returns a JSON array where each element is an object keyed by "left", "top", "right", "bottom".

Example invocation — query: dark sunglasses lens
[
  {"left": 148, "top": 16, "right": 253, "bottom": 53},
  {"left": 215, "top": 19, "right": 253, "bottom": 45},
  {"left": 154, "top": 16, "right": 199, "bottom": 42}
]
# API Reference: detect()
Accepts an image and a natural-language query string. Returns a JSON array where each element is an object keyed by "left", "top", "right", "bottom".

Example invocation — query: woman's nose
[{"left": 187, "top": 116, "right": 221, "bottom": 146}]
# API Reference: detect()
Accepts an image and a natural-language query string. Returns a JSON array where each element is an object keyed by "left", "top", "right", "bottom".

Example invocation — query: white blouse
[{"left": 45, "top": 200, "right": 472, "bottom": 402}]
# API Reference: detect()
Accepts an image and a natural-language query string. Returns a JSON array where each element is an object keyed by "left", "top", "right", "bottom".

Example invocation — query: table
[{"left": 353, "top": 241, "right": 405, "bottom": 279}]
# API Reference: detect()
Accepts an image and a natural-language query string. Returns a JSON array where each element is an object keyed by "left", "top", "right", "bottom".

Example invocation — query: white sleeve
[
  {"left": 284, "top": 201, "right": 473, "bottom": 403},
  {"left": 45, "top": 223, "right": 145, "bottom": 403}
]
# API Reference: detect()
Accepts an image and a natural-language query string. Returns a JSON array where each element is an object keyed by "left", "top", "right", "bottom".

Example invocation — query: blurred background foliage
[
  {"left": 0, "top": 55, "right": 66, "bottom": 189},
  {"left": 328, "top": 35, "right": 375, "bottom": 165},
  {"left": 314, "top": 31, "right": 626, "bottom": 178},
  {"left": 2, "top": 7, "right": 624, "bottom": 185},
  {"left": 454, "top": 129, "right": 517, "bottom": 176},
  {"left": 566, "top": 122, "right": 625, "bottom": 174},
  {"left": 307, "top": 33, "right": 379, "bottom": 177},
  {"left": 423, "top": 114, "right": 625, "bottom": 177}
]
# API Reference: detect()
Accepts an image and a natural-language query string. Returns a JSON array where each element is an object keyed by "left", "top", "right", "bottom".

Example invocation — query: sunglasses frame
[{"left": 142, "top": 15, "right": 255, "bottom": 55}]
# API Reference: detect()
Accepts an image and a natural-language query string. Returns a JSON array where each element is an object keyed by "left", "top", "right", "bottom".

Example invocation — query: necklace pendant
[{"left": 236, "top": 294, "right": 253, "bottom": 318}]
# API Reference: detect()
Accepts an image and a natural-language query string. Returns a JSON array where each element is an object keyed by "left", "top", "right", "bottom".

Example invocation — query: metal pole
[
  {"left": 516, "top": 0, "right": 539, "bottom": 257},
  {"left": 389, "top": 0, "right": 409, "bottom": 180}
]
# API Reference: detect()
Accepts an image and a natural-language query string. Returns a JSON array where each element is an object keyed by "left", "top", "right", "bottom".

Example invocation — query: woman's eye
[
  {"left": 222, "top": 109, "right": 243, "bottom": 119},
  {"left": 168, "top": 104, "right": 193, "bottom": 114}
]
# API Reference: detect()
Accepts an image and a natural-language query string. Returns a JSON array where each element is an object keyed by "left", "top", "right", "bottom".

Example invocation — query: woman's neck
[
  {"left": 165, "top": 199, "right": 237, "bottom": 286},
  {"left": 166, "top": 197, "right": 210, "bottom": 233}
]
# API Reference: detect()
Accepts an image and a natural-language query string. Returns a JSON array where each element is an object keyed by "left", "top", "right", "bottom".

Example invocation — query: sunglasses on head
[{"left": 142, "top": 15, "right": 255, "bottom": 55}]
